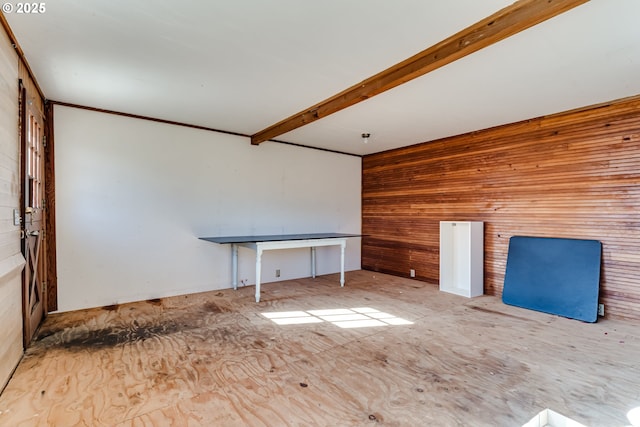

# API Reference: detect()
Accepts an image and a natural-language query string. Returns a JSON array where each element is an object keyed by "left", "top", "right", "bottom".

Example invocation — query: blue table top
[{"left": 199, "top": 233, "right": 361, "bottom": 244}]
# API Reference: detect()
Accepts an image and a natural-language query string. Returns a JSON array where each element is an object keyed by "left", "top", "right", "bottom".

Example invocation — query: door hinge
[{"left": 43, "top": 135, "right": 47, "bottom": 148}]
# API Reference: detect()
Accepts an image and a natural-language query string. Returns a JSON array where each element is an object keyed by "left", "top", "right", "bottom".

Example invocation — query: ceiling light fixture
[{"left": 361, "top": 133, "right": 370, "bottom": 144}]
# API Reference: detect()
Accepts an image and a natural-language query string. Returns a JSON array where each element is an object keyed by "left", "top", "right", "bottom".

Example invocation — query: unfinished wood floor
[{"left": 0, "top": 271, "right": 638, "bottom": 427}]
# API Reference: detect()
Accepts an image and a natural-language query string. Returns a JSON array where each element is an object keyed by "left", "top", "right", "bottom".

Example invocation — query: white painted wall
[{"left": 54, "top": 106, "right": 361, "bottom": 312}]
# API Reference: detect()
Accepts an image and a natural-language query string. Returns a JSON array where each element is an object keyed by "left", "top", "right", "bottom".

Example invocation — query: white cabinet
[{"left": 439, "top": 221, "right": 483, "bottom": 297}]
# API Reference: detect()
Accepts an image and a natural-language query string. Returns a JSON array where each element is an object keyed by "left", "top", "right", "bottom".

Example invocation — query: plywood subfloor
[{"left": 0, "top": 271, "right": 638, "bottom": 426}]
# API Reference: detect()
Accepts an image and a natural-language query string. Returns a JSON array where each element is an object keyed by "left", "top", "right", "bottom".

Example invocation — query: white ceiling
[{"left": 5, "top": 0, "right": 640, "bottom": 156}]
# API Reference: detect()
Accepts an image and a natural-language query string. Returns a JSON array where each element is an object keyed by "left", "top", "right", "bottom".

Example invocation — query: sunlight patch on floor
[
  {"left": 261, "top": 307, "right": 413, "bottom": 328},
  {"left": 628, "top": 406, "right": 640, "bottom": 426},
  {"left": 522, "top": 409, "right": 586, "bottom": 427}
]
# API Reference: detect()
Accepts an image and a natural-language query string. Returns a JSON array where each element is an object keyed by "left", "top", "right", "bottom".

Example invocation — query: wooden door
[{"left": 21, "top": 87, "right": 47, "bottom": 347}]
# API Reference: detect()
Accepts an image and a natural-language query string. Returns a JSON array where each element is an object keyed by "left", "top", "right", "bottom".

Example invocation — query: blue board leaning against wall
[{"left": 502, "top": 236, "right": 602, "bottom": 323}]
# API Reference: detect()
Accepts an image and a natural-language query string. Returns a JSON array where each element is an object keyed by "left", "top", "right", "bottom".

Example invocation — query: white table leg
[
  {"left": 340, "top": 241, "right": 346, "bottom": 287},
  {"left": 255, "top": 247, "right": 263, "bottom": 302},
  {"left": 311, "top": 247, "right": 316, "bottom": 278},
  {"left": 232, "top": 244, "right": 238, "bottom": 290}
]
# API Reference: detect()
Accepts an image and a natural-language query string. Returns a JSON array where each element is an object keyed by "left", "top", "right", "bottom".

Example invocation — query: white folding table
[{"left": 199, "top": 233, "right": 360, "bottom": 302}]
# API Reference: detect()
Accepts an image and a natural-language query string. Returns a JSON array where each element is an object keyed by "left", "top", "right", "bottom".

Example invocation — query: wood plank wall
[
  {"left": 0, "top": 18, "right": 46, "bottom": 390},
  {"left": 0, "top": 23, "right": 24, "bottom": 391},
  {"left": 362, "top": 95, "right": 640, "bottom": 321}
]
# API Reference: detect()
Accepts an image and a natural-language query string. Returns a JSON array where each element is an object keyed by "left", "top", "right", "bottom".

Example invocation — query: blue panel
[{"left": 502, "top": 236, "right": 601, "bottom": 322}]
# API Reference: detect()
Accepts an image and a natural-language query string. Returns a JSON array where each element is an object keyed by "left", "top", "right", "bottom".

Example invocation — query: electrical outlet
[
  {"left": 275, "top": 269, "right": 281, "bottom": 278},
  {"left": 598, "top": 304, "right": 604, "bottom": 316},
  {"left": 410, "top": 269, "right": 415, "bottom": 278}
]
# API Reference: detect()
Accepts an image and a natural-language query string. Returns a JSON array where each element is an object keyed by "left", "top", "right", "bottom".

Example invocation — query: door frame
[
  {"left": 43, "top": 101, "right": 57, "bottom": 313},
  {"left": 19, "top": 80, "right": 54, "bottom": 346}
]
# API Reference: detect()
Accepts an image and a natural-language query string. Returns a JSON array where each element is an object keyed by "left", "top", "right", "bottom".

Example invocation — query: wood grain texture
[
  {"left": 0, "top": 256, "right": 24, "bottom": 393},
  {"left": 362, "top": 94, "right": 640, "bottom": 320},
  {"left": 44, "top": 101, "right": 57, "bottom": 312},
  {"left": 0, "top": 271, "right": 639, "bottom": 426},
  {"left": 0, "top": 21, "right": 23, "bottom": 393}
]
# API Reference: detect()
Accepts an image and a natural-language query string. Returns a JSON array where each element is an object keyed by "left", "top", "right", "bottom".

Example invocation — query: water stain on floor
[{"left": 31, "top": 299, "right": 240, "bottom": 353}]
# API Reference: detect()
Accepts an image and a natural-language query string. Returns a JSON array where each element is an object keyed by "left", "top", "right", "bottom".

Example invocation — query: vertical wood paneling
[
  {"left": 362, "top": 95, "right": 640, "bottom": 320},
  {"left": 0, "top": 23, "right": 23, "bottom": 391},
  {"left": 44, "top": 102, "right": 57, "bottom": 311}
]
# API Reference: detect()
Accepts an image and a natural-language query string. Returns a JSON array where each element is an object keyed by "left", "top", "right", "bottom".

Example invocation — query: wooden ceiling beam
[{"left": 251, "top": 0, "right": 589, "bottom": 145}]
